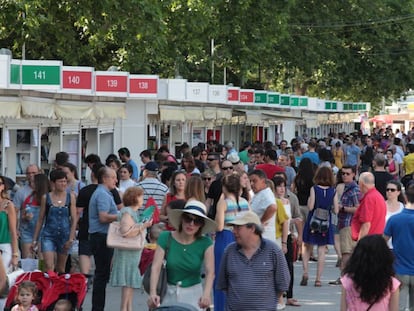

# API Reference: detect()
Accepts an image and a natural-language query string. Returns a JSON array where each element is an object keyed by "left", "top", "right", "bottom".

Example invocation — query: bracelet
[
  {"left": 32, "top": 240, "right": 38, "bottom": 244},
  {"left": 12, "top": 252, "right": 19, "bottom": 257}
]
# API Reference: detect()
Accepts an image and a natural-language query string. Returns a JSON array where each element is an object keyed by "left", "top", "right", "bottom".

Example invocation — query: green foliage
[{"left": 1, "top": 0, "right": 414, "bottom": 108}]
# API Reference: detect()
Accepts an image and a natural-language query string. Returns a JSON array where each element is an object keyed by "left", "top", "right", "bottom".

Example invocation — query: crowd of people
[{"left": 1, "top": 125, "right": 414, "bottom": 310}]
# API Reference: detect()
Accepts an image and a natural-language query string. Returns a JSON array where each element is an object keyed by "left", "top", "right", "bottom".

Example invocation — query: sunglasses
[
  {"left": 182, "top": 213, "right": 205, "bottom": 226},
  {"left": 222, "top": 166, "right": 233, "bottom": 170},
  {"left": 341, "top": 172, "right": 352, "bottom": 176},
  {"left": 207, "top": 158, "right": 217, "bottom": 161},
  {"left": 203, "top": 177, "right": 212, "bottom": 181},
  {"left": 386, "top": 188, "right": 398, "bottom": 192}
]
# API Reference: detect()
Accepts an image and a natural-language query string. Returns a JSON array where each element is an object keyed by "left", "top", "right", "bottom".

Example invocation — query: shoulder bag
[
  {"left": 107, "top": 221, "right": 146, "bottom": 250},
  {"left": 142, "top": 232, "right": 171, "bottom": 301}
]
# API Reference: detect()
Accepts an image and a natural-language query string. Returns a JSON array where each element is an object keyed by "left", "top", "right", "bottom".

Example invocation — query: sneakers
[{"left": 277, "top": 303, "right": 286, "bottom": 310}]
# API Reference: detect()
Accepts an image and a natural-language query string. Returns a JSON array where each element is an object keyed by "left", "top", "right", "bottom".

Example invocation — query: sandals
[
  {"left": 300, "top": 274, "right": 308, "bottom": 286},
  {"left": 314, "top": 280, "right": 322, "bottom": 287},
  {"left": 286, "top": 299, "right": 301, "bottom": 307}
]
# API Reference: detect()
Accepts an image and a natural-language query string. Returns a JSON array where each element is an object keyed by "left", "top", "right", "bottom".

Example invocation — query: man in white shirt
[{"left": 249, "top": 169, "right": 277, "bottom": 242}]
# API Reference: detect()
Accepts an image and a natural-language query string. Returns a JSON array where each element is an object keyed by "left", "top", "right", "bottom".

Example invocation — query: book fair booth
[{"left": 0, "top": 54, "right": 369, "bottom": 182}]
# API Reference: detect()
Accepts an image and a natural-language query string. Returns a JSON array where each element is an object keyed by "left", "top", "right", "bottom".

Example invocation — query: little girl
[
  {"left": 11, "top": 281, "right": 39, "bottom": 311},
  {"left": 340, "top": 234, "right": 400, "bottom": 311}
]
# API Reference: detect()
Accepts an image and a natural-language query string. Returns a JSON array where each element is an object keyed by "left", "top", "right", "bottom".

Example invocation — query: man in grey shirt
[{"left": 217, "top": 211, "right": 290, "bottom": 311}]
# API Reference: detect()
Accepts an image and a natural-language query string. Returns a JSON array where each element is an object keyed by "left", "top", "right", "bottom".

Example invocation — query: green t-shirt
[
  {"left": 239, "top": 150, "right": 249, "bottom": 164},
  {"left": 158, "top": 231, "right": 212, "bottom": 288},
  {"left": 0, "top": 212, "right": 11, "bottom": 243}
]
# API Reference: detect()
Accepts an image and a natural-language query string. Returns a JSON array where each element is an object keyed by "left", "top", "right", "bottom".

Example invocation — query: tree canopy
[{"left": 1, "top": 0, "right": 414, "bottom": 110}]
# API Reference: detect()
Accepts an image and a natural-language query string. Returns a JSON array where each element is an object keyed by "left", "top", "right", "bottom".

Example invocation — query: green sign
[
  {"left": 268, "top": 94, "right": 280, "bottom": 105},
  {"left": 280, "top": 95, "right": 290, "bottom": 106},
  {"left": 332, "top": 102, "right": 337, "bottom": 110},
  {"left": 290, "top": 97, "right": 299, "bottom": 106},
  {"left": 325, "top": 102, "right": 332, "bottom": 110},
  {"left": 10, "top": 64, "right": 60, "bottom": 85},
  {"left": 299, "top": 97, "right": 308, "bottom": 107},
  {"left": 255, "top": 92, "right": 267, "bottom": 104}
]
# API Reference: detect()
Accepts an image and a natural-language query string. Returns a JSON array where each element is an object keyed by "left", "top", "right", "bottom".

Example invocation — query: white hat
[
  {"left": 168, "top": 200, "right": 217, "bottom": 234},
  {"left": 226, "top": 211, "right": 262, "bottom": 227},
  {"left": 227, "top": 153, "right": 240, "bottom": 164}
]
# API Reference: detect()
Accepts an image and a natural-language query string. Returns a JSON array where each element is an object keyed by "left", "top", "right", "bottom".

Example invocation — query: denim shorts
[{"left": 41, "top": 233, "right": 69, "bottom": 254}]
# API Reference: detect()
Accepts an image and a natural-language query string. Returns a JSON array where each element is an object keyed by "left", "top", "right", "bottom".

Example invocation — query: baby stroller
[
  {"left": 153, "top": 302, "right": 200, "bottom": 311},
  {"left": 4, "top": 271, "right": 87, "bottom": 311}
]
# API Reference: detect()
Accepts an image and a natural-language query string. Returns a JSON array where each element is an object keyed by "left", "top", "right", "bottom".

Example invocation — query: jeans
[
  {"left": 397, "top": 274, "right": 414, "bottom": 311},
  {"left": 90, "top": 233, "right": 113, "bottom": 311}
]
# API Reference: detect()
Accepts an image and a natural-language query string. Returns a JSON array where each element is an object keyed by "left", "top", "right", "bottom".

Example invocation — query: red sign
[
  {"left": 228, "top": 89, "right": 239, "bottom": 101},
  {"left": 240, "top": 91, "right": 254, "bottom": 103},
  {"left": 62, "top": 70, "right": 92, "bottom": 90},
  {"left": 129, "top": 78, "right": 157, "bottom": 94},
  {"left": 95, "top": 75, "right": 127, "bottom": 92}
]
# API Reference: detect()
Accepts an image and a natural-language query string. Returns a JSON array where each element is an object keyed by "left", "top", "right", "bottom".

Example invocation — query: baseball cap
[
  {"left": 144, "top": 161, "right": 159, "bottom": 171},
  {"left": 226, "top": 211, "right": 262, "bottom": 227}
]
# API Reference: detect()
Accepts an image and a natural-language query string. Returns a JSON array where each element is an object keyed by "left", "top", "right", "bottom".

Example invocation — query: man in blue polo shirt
[
  {"left": 89, "top": 167, "right": 118, "bottom": 311},
  {"left": 217, "top": 211, "right": 290, "bottom": 311},
  {"left": 384, "top": 183, "right": 414, "bottom": 311}
]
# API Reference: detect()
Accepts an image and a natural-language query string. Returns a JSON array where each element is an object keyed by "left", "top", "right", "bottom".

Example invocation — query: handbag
[
  {"left": 106, "top": 221, "right": 146, "bottom": 250},
  {"left": 142, "top": 232, "right": 172, "bottom": 301}
]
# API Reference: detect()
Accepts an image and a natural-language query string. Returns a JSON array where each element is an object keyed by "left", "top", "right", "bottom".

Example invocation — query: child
[
  {"left": 53, "top": 299, "right": 72, "bottom": 311},
  {"left": 139, "top": 223, "right": 162, "bottom": 274},
  {"left": 11, "top": 281, "right": 39, "bottom": 311},
  {"left": 340, "top": 234, "right": 400, "bottom": 311}
]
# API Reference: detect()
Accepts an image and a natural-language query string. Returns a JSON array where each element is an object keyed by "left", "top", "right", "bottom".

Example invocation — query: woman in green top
[
  {"left": 148, "top": 200, "right": 216, "bottom": 310},
  {"left": 0, "top": 176, "right": 19, "bottom": 270}
]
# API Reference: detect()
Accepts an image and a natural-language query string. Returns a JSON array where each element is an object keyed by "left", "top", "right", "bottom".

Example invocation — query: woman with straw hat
[{"left": 147, "top": 200, "right": 217, "bottom": 310}]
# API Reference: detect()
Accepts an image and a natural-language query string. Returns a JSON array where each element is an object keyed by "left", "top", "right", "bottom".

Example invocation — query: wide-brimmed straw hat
[{"left": 168, "top": 200, "right": 217, "bottom": 234}]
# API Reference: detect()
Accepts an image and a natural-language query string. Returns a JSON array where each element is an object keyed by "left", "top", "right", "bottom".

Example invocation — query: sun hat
[
  {"left": 227, "top": 153, "right": 240, "bottom": 165},
  {"left": 226, "top": 211, "right": 262, "bottom": 228},
  {"left": 168, "top": 200, "right": 217, "bottom": 234}
]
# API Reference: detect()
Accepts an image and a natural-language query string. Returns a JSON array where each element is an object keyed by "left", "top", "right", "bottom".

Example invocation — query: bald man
[{"left": 351, "top": 172, "right": 386, "bottom": 241}]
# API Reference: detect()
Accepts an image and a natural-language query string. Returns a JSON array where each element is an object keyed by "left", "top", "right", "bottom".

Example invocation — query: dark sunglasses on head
[
  {"left": 182, "top": 213, "right": 205, "bottom": 226},
  {"left": 386, "top": 188, "right": 398, "bottom": 192},
  {"left": 222, "top": 166, "right": 233, "bottom": 170}
]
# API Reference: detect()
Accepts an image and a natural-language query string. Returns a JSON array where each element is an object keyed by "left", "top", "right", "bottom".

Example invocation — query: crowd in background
[{"left": 1, "top": 125, "right": 414, "bottom": 310}]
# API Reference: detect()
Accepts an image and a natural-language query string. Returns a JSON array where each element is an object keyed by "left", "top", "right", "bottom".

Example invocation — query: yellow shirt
[
  {"left": 403, "top": 153, "right": 414, "bottom": 175},
  {"left": 275, "top": 198, "right": 289, "bottom": 239}
]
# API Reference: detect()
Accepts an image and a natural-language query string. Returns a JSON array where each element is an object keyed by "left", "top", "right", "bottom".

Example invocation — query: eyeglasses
[
  {"left": 203, "top": 177, "right": 212, "bottom": 181},
  {"left": 222, "top": 166, "right": 233, "bottom": 170},
  {"left": 386, "top": 188, "right": 398, "bottom": 192},
  {"left": 341, "top": 172, "right": 352, "bottom": 176},
  {"left": 182, "top": 213, "right": 205, "bottom": 226}
]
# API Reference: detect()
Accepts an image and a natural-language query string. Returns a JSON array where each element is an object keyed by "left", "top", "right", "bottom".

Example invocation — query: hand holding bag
[
  {"left": 107, "top": 221, "right": 146, "bottom": 250},
  {"left": 142, "top": 232, "right": 171, "bottom": 301}
]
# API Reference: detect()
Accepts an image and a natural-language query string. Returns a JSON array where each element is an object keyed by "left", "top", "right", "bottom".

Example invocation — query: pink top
[{"left": 341, "top": 275, "right": 400, "bottom": 311}]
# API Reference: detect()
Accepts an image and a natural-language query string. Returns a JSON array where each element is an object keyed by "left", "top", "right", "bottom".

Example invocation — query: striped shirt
[
  {"left": 217, "top": 238, "right": 290, "bottom": 311},
  {"left": 136, "top": 178, "right": 168, "bottom": 208}
]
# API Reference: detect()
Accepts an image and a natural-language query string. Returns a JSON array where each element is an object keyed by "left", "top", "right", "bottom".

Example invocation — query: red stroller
[{"left": 5, "top": 271, "right": 87, "bottom": 311}]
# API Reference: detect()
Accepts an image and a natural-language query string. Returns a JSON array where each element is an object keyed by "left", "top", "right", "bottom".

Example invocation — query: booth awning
[
  {"left": 160, "top": 106, "right": 185, "bottom": 121},
  {"left": 95, "top": 102, "right": 126, "bottom": 119},
  {"left": 21, "top": 96, "right": 55, "bottom": 118},
  {"left": 0, "top": 97, "right": 21, "bottom": 118},
  {"left": 55, "top": 100, "right": 95, "bottom": 120}
]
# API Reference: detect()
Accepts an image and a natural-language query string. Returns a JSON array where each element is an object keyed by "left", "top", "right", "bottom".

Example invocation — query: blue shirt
[
  {"left": 127, "top": 159, "right": 139, "bottom": 181},
  {"left": 301, "top": 151, "right": 320, "bottom": 165},
  {"left": 384, "top": 208, "right": 414, "bottom": 275},
  {"left": 344, "top": 144, "right": 361, "bottom": 166},
  {"left": 88, "top": 184, "right": 118, "bottom": 234}
]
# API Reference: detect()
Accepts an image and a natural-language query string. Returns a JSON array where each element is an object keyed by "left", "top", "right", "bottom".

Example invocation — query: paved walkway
[{"left": 82, "top": 248, "right": 342, "bottom": 310}]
